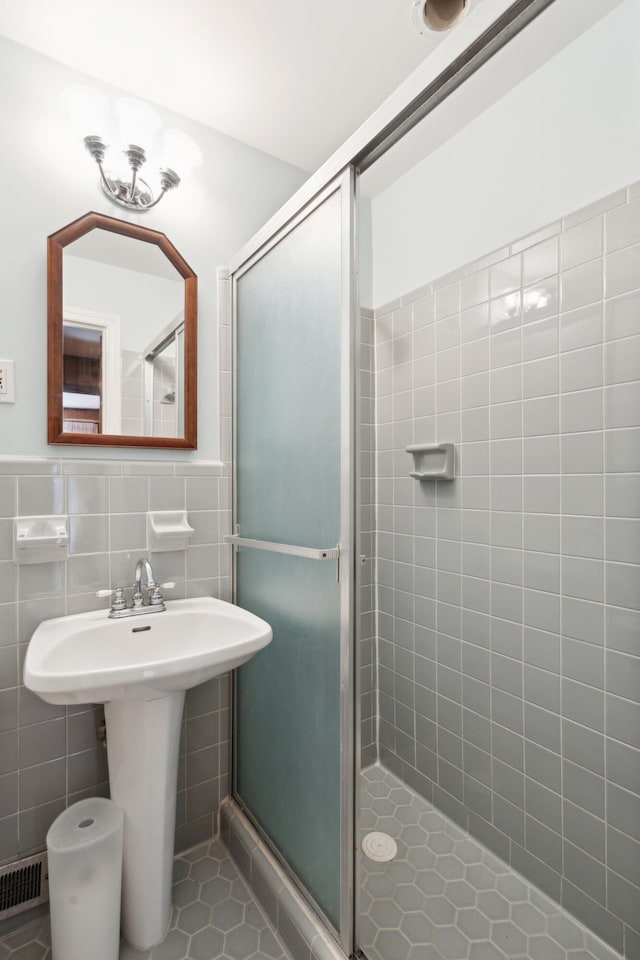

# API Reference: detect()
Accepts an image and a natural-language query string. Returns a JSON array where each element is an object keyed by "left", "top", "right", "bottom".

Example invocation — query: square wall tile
[
  {"left": 605, "top": 289, "right": 640, "bottom": 342},
  {"left": 523, "top": 238, "right": 558, "bottom": 285},
  {"left": 560, "top": 302, "right": 603, "bottom": 353},
  {"left": 562, "top": 217, "right": 603, "bottom": 270},
  {"left": 461, "top": 270, "right": 488, "bottom": 309},
  {"left": 150, "top": 476, "right": 186, "bottom": 511},
  {"left": 606, "top": 243, "right": 640, "bottom": 298},
  {"left": 606, "top": 197, "right": 640, "bottom": 253},
  {"left": 67, "top": 476, "right": 109, "bottom": 514},
  {"left": 461, "top": 303, "right": 489, "bottom": 343},
  {"left": 110, "top": 476, "right": 148, "bottom": 513},
  {"left": 18, "top": 477, "right": 64, "bottom": 516},
  {"left": 69, "top": 514, "right": 109, "bottom": 555},
  {"left": 604, "top": 334, "right": 640, "bottom": 385},
  {"left": 0, "top": 479, "right": 17, "bottom": 518},
  {"left": 491, "top": 254, "right": 522, "bottom": 298},
  {"left": 561, "top": 345, "right": 603, "bottom": 393},
  {"left": 561, "top": 261, "right": 603, "bottom": 312},
  {"left": 523, "top": 277, "right": 558, "bottom": 325},
  {"left": 523, "top": 317, "right": 558, "bottom": 362}
]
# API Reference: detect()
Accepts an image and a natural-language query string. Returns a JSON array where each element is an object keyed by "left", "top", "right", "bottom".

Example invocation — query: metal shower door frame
[{"left": 229, "top": 166, "right": 359, "bottom": 957}]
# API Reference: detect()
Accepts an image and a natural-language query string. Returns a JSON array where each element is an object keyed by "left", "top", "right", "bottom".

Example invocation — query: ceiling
[
  {"left": 361, "top": 0, "right": 626, "bottom": 197},
  {"left": 67, "top": 230, "right": 184, "bottom": 282},
  {"left": 0, "top": 0, "right": 488, "bottom": 173}
]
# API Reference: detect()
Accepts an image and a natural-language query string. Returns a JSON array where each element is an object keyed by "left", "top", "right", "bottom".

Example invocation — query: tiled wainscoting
[
  {"left": 0, "top": 457, "right": 231, "bottom": 888},
  {"left": 370, "top": 183, "right": 640, "bottom": 957}
]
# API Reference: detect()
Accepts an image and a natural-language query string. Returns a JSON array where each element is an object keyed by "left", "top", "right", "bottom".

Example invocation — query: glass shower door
[{"left": 231, "top": 170, "right": 355, "bottom": 948}]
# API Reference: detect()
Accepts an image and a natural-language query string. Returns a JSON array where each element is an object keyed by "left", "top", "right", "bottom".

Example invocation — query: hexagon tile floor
[
  {"left": 360, "top": 764, "right": 623, "bottom": 960},
  {"left": 0, "top": 839, "right": 290, "bottom": 960},
  {"left": 1, "top": 769, "right": 626, "bottom": 960}
]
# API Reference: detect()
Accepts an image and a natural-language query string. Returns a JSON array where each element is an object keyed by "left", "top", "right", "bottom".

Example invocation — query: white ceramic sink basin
[
  {"left": 24, "top": 596, "right": 272, "bottom": 705},
  {"left": 24, "top": 593, "right": 272, "bottom": 951}
]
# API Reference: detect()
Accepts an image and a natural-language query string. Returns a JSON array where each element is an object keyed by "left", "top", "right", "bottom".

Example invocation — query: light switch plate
[{"left": 0, "top": 360, "right": 15, "bottom": 403}]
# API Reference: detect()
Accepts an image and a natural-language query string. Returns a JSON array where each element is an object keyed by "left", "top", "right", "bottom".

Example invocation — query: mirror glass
[{"left": 48, "top": 213, "right": 197, "bottom": 449}]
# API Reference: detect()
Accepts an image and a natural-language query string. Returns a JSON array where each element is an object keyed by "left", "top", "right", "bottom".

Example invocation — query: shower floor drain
[{"left": 362, "top": 832, "right": 397, "bottom": 862}]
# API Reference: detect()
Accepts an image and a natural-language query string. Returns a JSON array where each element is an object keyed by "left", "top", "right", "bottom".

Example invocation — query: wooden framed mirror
[{"left": 48, "top": 211, "right": 197, "bottom": 448}]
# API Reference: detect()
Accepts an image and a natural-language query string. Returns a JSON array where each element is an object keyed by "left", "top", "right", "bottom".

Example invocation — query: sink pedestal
[
  {"left": 24, "top": 597, "right": 273, "bottom": 951},
  {"left": 105, "top": 691, "right": 185, "bottom": 950}
]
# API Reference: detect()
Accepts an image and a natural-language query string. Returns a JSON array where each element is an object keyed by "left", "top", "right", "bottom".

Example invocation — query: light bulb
[
  {"left": 62, "top": 85, "right": 110, "bottom": 139},
  {"left": 160, "top": 129, "right": 203, "bottom": 181},
  {"left": 115, "top": 97, "right": 162, "bottom": 149}
]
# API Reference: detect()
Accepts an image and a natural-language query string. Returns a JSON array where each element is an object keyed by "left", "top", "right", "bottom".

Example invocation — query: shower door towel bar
[
  {"left": 224, "top": 535, "right": 341, "bottom": 581},
  {"left": 224, "top": 535, "right": 340, "bottom": 561}
]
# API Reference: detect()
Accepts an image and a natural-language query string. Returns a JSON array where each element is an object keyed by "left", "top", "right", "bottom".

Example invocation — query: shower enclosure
[
  {"left": 228, "top": 2, "right": 640, "bottom": 959},
  {"left": 230, "top": 171, "right": 357, "bottom": 953}
]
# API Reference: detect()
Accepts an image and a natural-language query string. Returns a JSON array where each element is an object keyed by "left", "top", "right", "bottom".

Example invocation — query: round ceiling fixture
[{"left": 411, "top": 0, "right": 471, "bottom": 35}]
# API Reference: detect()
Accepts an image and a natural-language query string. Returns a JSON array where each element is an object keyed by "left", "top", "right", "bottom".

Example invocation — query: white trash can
[{"left": 47, "top": 797, "right": 123, "bottom": 960}]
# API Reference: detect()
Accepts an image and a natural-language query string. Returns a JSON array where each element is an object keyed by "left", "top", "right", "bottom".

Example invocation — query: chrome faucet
[
  {"left": 133, "top": 558, "right": 159, "bottom": 602},
  {"left": 100, "top": 557, "right": 173, "bottom": 618}
]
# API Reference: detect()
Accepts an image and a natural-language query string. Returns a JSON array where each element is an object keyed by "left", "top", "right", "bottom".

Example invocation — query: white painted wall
[
  {"left": 369, "top": 0, "right": 640, "bottom": 307},
  {"left": 64, "top": 256, "right": 183, "bottom": 352},
  {"left": 358, "top": 196, "right": 373, "bottom": 309},
  {"left": 0, "top": 36, "right": 306, "bottom": 459}
]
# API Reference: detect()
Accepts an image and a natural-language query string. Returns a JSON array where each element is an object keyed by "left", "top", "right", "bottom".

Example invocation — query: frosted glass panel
[
  {"left": 234, "top": 188, "right": 345, "bottom": 930},
  {"left": 236, "top": 550, "right": 341, "bottom": 925},
  {"left": 236, "top": 192, "right": 341, "bottom": 547}
]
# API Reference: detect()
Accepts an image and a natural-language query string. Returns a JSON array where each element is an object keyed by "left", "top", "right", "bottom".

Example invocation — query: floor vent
[{"left": 0, "top": 853, "right": 49, "bottom": 920}]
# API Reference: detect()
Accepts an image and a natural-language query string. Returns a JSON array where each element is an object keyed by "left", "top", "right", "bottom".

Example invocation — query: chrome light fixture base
[
  {"left": 84, "top": 135, "right": 180, "bottom": 212},
  {"left": 99, "top": 173, "right": 155, "bottom": 210}
]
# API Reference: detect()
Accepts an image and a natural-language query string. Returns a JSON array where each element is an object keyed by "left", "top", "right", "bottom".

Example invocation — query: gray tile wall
[
  {"left": 0, "top": 457, "right": 232, "bottom": 872},
  {"left": 371, "top": 182, "right": 640, "bottom": 958},
  {"left": 121, "top": 349, "right": 145, "bottom": 436},
  {"left": 152, "top": 353, "right": 179, "bottom": 438}
]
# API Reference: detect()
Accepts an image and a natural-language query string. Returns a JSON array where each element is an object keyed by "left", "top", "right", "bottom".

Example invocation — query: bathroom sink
[
  {"left": 24, "top": 596, "right": 272, "bottom": 705},
  {"left": 24, "top": 594, "right": 272, "bottom": 950}
]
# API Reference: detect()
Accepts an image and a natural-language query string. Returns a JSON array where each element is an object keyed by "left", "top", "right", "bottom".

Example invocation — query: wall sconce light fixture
[{"left": 63, "top": 87, "right": 203, "bottom": 212}]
